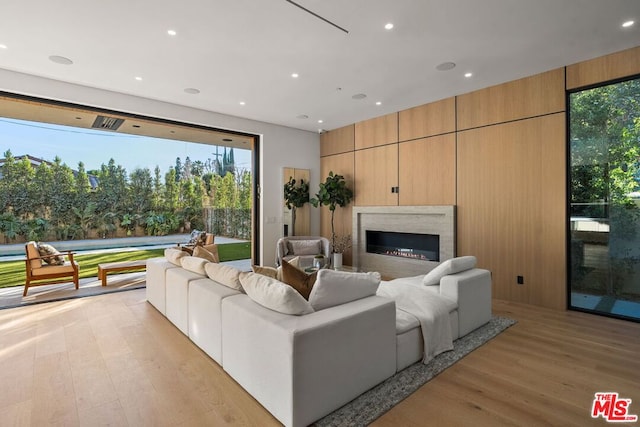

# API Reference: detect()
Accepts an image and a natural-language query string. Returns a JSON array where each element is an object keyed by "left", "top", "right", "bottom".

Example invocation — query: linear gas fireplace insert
[{"left": 365, "top": 230, "right": 439, "bottom": 262}]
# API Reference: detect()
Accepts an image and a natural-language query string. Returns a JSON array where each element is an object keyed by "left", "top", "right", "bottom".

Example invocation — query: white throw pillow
[
  {"left": 423, "top": 256, "right": 477, "bottom": 286},
  {"left": 309, "top": 269, "right": 381, "bottom": 311},
  {"left": 204, "top": 262, "right": 243, "bottom": 291},
  {"left": 240, "top": 272, "right": 314, "bottom": 315},
  {"left": 165, "top": 248, "right": 188, "bottom": 266},
  {"left": 180, "top": 256, "right": 209, "bottom": 276}
]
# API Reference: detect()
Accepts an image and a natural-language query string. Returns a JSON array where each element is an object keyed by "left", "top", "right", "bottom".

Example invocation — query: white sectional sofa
[{"left": 146, "top": 250, "right": 491, "bottom": 427}]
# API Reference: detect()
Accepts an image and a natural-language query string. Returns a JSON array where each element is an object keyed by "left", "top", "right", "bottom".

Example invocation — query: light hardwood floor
[{"left": 0, "top": 289, "right": 638, "bottom": 426}]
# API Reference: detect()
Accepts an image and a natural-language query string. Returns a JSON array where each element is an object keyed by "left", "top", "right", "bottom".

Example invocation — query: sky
[{"left": 0, "top": 117, "right": 251, "bottom": 175}]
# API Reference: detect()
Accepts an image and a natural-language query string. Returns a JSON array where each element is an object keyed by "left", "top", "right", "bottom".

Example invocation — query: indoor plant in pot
[
  {"left": 283, "top": 176, "right": 310, "bottom": 236},
  {"left": 310, "top": 171, "right": 354, "bottom": 268}
]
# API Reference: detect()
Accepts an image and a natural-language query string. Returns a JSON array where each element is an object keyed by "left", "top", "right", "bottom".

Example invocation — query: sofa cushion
[
  {"left": 423, "top": 256, "right": 477, "bottom": 286},
  {"left": 309, "top": 269, "right": 381, "bottom": 311},
  {"left": 193, "top": 245, "right": 219, "bottom": 263},
  {"left": 205, "top": 262, "right": 243, "bottom": 291},
  {"left": 180, "top": 256, "right": 209, "bottom": 276},
  {"left": 37, "top": 243, "right": 65, "bottom": 265},
  {"left": 287, "top": 239, "right": 321, "bottom": 256},
  {"left": 165, "top": 248, "right": 188, "bottom": 266},
  {"left": 280, "top": 259, "right": 316, "bottom": 300},
  {"left": 239, "top": 272, "right": 314, "bottom": 315}
]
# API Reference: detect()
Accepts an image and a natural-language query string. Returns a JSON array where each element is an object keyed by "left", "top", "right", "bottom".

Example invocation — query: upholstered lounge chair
[
  {"left": 275, "top": 236, "right": 331, "bottom": 267},
  {"left": 24, "top": 241, "right": 79, "bottom": 296}
]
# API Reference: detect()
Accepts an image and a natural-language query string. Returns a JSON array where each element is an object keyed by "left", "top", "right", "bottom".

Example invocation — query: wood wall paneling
[
  {"left": 398, "top": 134, "right": 456, "bottom": 206},
  {"left": 354, "top": 144, "right": 399, "bottom": 207},
  {"left": 320, "top": 124, "right": 355, "bottom": 157},
  {"left": 456, "top": 68, "right": 566, "bottom": 130},
  {"left": 354, "top": 113, "right": 398, "bottom": 150},
  {"left": 566, "top": 45, "right": 640, "bottom": 90},
  {"left": 320, "top": 152, "right": 355, "bottom": 265},
  {"left": 398, "top": 97, "right": 456, "bottom": 141},
  {"left": 456, "top": 113, "right": 566, "bottom": 310}
]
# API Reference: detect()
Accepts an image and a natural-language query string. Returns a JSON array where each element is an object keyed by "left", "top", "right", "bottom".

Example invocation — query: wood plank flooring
[{"left": 0, "top": 290, "right": 638, "bottom": 426}]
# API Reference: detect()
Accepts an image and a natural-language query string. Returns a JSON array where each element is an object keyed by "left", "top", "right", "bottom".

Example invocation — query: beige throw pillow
[
  {"left": 193, "top": 246, "right": 219, "bottom": 263},
  {"left": 204, "top": 262, "right": 243, "bottom": 291},
  {"left": 309, "top": 269, "right": 381, "bottom": 311},
  {"left": 239, "top": 272, "right": 314, "bottom": 315},
  {"left": 252, "top": 264, "right": 279, "bottom": 279},
  {"left": 287, "top": 240, "right": 321, "bottom": 256},
  {"left": 422, "top": 256, "right": 477, "bottom": 286},
  {"left": 180, "top": 256, "right": 209, "bottom": 276},
  {"left": 165, "top": 248, "right": 188, "bottom": 266}
]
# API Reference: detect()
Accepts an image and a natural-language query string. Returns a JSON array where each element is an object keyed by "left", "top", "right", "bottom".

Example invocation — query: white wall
[{"left": 0, "top": 69, "right": 320, "bottom": 266}]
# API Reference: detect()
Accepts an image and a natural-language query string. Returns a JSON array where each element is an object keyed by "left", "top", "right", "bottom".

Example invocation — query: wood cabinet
[
  {"left": 398, "top": 134, "right": 456, "bottom": 206},
  {"left": 398, "top": 97, "right": 455, "bottom": 141},
  {"left": 354, "top": 144, "right": 398, "bottom": 206},
  {"left": 456, "top": 68, "right": 565, "bottom": 130},
  {"left": 320, "top": 124, "right": 354, "bottom": 157},
  {"left": 566, "top": 45, "right": 640, "bottom": 90},
  {"left": 354, "top": 113, "right": 398, "bottom": 150}
]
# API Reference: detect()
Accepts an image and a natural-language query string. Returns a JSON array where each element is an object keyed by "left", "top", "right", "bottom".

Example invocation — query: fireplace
[
  {"left": 353, "top": 206, "right": 455, "bottom": 278},
  {"left": 366, "top": 230, "right": 439, "bottom": 262}
]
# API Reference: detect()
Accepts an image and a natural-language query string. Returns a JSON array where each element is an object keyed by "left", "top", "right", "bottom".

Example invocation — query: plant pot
[{"left": 333, "top": 253, "right": 343, "bottom": 270}]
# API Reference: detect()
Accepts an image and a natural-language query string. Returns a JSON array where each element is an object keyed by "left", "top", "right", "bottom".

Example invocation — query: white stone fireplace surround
[{"left": 353, "top": 206, "right": 455, "bottom": 278}]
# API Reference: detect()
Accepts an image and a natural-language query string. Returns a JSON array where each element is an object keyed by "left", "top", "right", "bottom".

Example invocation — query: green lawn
[{"left": 0, "top": 242, "right": 251, "bottom": 289}]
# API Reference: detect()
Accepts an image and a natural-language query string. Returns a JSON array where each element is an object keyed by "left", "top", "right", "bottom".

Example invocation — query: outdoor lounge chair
[{"left": 24, "top": 241, "right": 79, "bottom": 296}]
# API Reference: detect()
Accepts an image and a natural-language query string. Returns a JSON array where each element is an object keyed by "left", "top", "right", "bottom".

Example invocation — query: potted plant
[
  {"left": 283, "top": 176, "right": 310, "bottom": 236},
  {"left": 310, "top": 171, "right": 354, "bottom": 267}
]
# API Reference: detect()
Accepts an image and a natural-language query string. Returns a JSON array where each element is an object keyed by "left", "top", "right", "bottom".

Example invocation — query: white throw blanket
[{"left": 377, "top": 281, "right": 457, "bottom": 363}]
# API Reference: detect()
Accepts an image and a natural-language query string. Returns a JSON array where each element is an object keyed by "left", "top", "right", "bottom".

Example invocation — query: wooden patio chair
[{"left": 24, "top": 241, "right": 79, "bottom": 296}]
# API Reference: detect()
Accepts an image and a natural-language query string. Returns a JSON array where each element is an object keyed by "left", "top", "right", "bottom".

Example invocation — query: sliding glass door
[{"left": 569, "top": 76, "right": 640, "bottom": 321}]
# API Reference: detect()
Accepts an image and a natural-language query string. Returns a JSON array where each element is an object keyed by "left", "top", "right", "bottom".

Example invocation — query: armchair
[
  {"left": 24, "top": 241, "right": 79, "bottom": 296},
  {"left": 275, "top": 236, "right": 331, "bottom": 267}
]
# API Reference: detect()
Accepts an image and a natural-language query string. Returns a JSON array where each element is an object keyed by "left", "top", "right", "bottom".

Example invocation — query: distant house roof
[{"left": 0, "top": 154, "right": 99, "bottom": 189}]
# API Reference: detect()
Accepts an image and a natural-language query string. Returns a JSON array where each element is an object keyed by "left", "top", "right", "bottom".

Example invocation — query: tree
[
  {"left": 310, "top": 171, "right": 353, "bottom": 252},
  {"left": 283, "top": 176, "right": 309, "bottom": 236}
]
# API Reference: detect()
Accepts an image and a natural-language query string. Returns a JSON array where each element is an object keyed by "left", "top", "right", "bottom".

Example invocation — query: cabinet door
[
  {"left": 320, "top": 124, "right": 354, "bottom": 157},
  {"left": 355, "top": 144, "right": 398, "bottom": 206},
  {"left": 399, "top": 134, "right": 456, "bottom": 206},
  {"left": 355, "top": 113, "right": 398, "bottom": 150}
]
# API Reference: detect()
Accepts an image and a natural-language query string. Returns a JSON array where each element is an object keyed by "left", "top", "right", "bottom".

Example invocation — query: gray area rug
[{"left": 314, "top": 316, "right": 516, "bottom": 426}]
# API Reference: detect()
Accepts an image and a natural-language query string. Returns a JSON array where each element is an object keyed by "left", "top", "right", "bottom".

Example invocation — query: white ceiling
[{"left": 0, "top": 0, "right": 638, "bottom": 133}]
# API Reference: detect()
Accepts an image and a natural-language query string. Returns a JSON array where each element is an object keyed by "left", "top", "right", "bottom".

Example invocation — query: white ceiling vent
[{"left": 91, "top": 115, "right": 124, "bottom": 131}]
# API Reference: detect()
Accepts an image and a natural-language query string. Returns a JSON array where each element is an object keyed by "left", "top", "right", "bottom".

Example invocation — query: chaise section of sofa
[{"left": 221, "top": 293, "right": 397, "bottom": 427}]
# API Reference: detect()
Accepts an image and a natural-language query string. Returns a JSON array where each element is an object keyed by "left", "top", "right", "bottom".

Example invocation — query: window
[{"left": 569, "top": 76, "right": 640, "bottom": 321}]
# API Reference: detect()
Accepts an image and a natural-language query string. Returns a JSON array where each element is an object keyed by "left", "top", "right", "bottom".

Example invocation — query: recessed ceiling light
[
  {"left": 49, "top": 55, "right": 73, "bottom": 65},
  {"left": 352, "top": 93, "right": 367, "bottom": 100},
  {"left": 464, "top": 72, "right": 473, "bottom": 78},
  {"left": 318, "top": 119, "right": 324, "bottom": 123},
  {"left": 0, "top": 44, "right": 7, "bottom": 49},
  {"left": 75, "top": 116, "right": 82, "bottom": 120},
  {"left": 375, "top": 101, "right": 382, "bottom": 106},
  {"left": 622, "top": 20, "right": 635, "bottom": 28},
  {"left": 132, "top": 125, "right": 141, "bottom": 128},
  {"left": 223, "top": 138, "right": 233, "bottom": 142},
  {"left": 297, "top": 114, "right": 309, "bottom": 119},
  {"left": 239, "top": 101, "right": 246, "bottom": 105},
  {"left": 135, "top": 76, "right": 143, "bottom": 81},
  {"left": 184, "top": 88, "right": 200, "bottom": 94},
  {"left": 167, "top": 29, "right": 177, "bottom": 36},
  {"left": 384, "top": 23, "right": 394, "bottom": 30},
  {"left": 436, "top": 62, "right": 456, "bottom": 71},
  {"left": 291, "top": 73, "right": 299, "bottom": 78}
]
